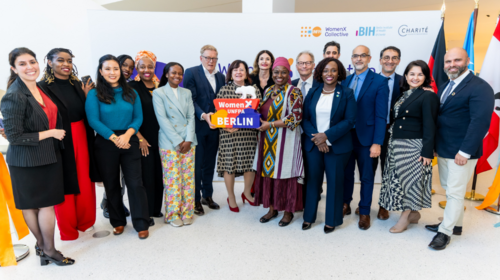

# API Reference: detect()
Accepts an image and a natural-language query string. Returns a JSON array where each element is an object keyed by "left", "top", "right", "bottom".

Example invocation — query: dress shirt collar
[
  {"left": 354, "top": 68, "right": 369, "bottom": 81},
  {"left": 380, "top": 71, "right": 395, "bottom": 81},
  {"left": 202, "top": 65, "right": 218, "bottom": 76},
  {"left": 449, "top": 69, "right": 470, "bottom": 88},
  {"left": 298, "top": 74, "right": 314, "bottom": 86}
]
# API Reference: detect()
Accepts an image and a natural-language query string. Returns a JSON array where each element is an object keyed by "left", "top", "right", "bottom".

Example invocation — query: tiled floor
[{"left": 3, "top": 168, "right": 500, "bottom": 279}]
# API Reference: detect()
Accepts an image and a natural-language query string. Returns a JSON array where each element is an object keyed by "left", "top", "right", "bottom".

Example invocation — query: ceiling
[{"left": 101, "top": 0, "right": 500, "bottom": 71}]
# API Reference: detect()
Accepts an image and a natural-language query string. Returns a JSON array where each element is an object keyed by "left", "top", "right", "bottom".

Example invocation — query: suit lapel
[
  {"left": 398, "top": 88, "right": 424, "bottom": 113},
  {"left": 198, "top": 65, "right": 215, "bottom": 96},
  {"left": 330, "top": 84, "right": 342, "bottom": 120},
  {"left": 441, "top": 72, "right": 474, "bottom": 109},
  {"left": 21, "top": 82, "right": 49, "bottom": 129},
  {"left": 163, "top": 86, "right": 185, "bottom": 118},
  {"left": 309, "top": 85, "right": 321, "bottom": 128},
  {"left": 357, "top": 70, "right": 373, "bottom": 102}
]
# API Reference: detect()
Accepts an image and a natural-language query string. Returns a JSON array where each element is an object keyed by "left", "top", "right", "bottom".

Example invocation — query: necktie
[
  {"left": 351, "top": 76, "right": 359, "bottom": 100},
  {"left": 440, "top": 80, "right": 455, "bottom": 107},
  {"left": 301, "top": 81, "right": 307, "bottom": 97}
]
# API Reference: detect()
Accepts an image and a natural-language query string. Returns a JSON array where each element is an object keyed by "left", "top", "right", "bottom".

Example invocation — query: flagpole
[
  {"left": 438, "top": 0, "right": 447, "bottom": 208},
  {"left": 465, "top": 0, "right": 485, "bottom": 201}
]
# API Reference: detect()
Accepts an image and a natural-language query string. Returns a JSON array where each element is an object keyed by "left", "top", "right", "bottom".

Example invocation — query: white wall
[{"left": 0, "top": 0, "right": 105, "bottom": 92}]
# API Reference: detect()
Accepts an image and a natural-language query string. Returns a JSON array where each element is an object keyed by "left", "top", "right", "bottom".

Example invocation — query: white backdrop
[{"left": 87, "top": 10, "right": 442, "bottom": 182}]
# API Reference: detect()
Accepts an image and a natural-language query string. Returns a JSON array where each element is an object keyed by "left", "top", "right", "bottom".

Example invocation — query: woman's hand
[
  {"left": 0, "top": 129, "right": 6, "bottom": 139},
  {"left": 317, "top": 142, "right": 330, "bottom": 153},
  {"left": 81, "top": 79, "right": 95, "bottom": 97},
  {"left": 257, "top": 118, "right": 271, "bottom": 132},
  {"left": 51, "top": 129, "right": 66, "bottom": 140},
  {"left": 223, "top": 128, "right": 239, "bottom": 133},
  {"left": 311, "top": 133, "right": 328, "bottom": 146},
  {"left": 418, "top": 156, "right": 432, "bottom": 166},
  {"left": 139, "top": 137, "right": 151, "bottom": 156},
  {"left": 179, "top": 141, "right": 192, "bottom": 154},
  {"left": 115, "top": 134, "right": 131, "bottom": 149}
]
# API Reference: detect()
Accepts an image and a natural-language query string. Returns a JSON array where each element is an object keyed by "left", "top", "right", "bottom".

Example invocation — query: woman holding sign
[
  {"left": 254, "top": 57, "right": 304, "bottom": 227},
  {"left": 215, "top": 60, "right": 262, "bottom": 212}
]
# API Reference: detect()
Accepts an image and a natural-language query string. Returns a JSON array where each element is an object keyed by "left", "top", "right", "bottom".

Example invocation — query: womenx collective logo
[{"left": 300, "top": 26, "right": 322, "bottom": 37}]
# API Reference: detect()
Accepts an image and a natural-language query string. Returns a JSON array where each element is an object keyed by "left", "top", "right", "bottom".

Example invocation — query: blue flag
[{"left": 463, "top": 11, "right": 475, "bottom": 71}]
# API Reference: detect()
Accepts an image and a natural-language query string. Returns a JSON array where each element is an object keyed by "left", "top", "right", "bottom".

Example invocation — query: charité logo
[
  {"left": 398, "top": 25, "right": 429, "bottom": 37},
  {"left": 301, "top": 26, "right": 322, "bottom": 37}
]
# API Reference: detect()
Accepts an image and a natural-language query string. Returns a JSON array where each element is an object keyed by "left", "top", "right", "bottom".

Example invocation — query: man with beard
[
  {"left": 427, "top": 48, "right": 494, "bottom": 250},
  {"left": 372, "top": 46, "right": 402, "bottom": 221},
  {"left": 342, "top": 45, "right": 389, "bottom": 230}
]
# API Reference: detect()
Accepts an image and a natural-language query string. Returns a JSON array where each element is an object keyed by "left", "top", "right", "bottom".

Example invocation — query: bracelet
[
  {"left": 271, "top": 122, "right": 275, "bottom": 128},
  {"left": 139, "top": 139, "right": 144, "bottom": 142}
]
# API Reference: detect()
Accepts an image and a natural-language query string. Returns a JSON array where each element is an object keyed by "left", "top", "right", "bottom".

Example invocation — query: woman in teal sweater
[{"left": 85, "top": 54, "right": 150, "bottom": 240}]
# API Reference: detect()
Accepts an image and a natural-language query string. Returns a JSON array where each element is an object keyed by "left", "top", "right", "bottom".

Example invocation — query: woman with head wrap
[
  {"left": 253, "top": 57, "right": 304, "bottom": 227},
  {"left": 128, "top": 50, "right": 164, "bottom": 226}
]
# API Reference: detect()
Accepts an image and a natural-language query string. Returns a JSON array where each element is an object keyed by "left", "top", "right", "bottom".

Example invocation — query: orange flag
[
  {"left": 476, "top": 167, "right": 500, "bottom": 210},
  {"left": 0, "top": 156, "right": 29, "bottom": 266}
]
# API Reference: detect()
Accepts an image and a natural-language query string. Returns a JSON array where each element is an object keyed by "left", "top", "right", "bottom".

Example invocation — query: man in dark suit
[
  {"left": 372, "top": 46, "right": 402, "bottom": 221},
  {"left": 342, "top": 45, "right": 389, "bottom": 230},
  {"left": 323, "top": 41, "right": 351, "bottom": 77},
  {"left": 427, "top": 48, "right": 493, "bottom": 250},
  {"left": 292, "top": 51, "right": 320, "bottom": 98},
  {"left": 183, "top": 45, "right": 226, "bottom": 216}
]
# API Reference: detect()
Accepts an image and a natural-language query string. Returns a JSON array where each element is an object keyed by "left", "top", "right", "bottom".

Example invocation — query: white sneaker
[
  {"left": 183, "top": 218, "right": 193, "bottom": 225},
  {"left": 170, "top": 219, "right": 183, "bottom": 227}
]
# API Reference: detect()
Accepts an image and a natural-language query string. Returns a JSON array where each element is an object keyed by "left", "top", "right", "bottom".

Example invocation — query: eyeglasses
[
  {"left": 352, "top": 54, "right": 370, "bottom": 59},
  {"left": 297, "top": 61, "right": 313, "bottom": 67},
  {"left": 382, "top": 56, "right": 400, "bottom": 62},
  {"left": 202, "top": 56, "right": 218, "bottom": 62}
]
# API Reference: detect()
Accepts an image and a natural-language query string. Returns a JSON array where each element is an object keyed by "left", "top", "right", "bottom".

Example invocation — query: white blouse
[
  {"left": 172, "top": 87, "right": 178, "bottom": 100},
  {"left": 315, "top": 93, "right": 334, "bottom": 146}
]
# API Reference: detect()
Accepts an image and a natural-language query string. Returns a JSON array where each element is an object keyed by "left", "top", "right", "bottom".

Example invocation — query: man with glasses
[
  {"left": 323, "top": 41, "right": 351, "bottom": 77},
  {"left": 184, "top": 45, "right": 226, "bottom": 216},
  {"left": 372, "top": 46, "right": 402, "bottom": 221},
  {"left": 292, "top": 51, "right": 319, "bottom": 98},
  {"left": 342, "top": 45, "right": 389, "bottom": 230}
]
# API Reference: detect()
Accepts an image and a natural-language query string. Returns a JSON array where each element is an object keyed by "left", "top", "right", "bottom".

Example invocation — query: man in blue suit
[
  {"left": 292, "top": 51, "right": 320, "bottom": 98},
  {"left": 427, "top": 48, "right": 493, "bottom": 250},
  {"left": 372, "top": 46, "right": 402, "bottom": 221},
  {"left": 183, "top": 45, "right": 226, "bottom": 216},
  {"left": 342, "top": 45, "right": 389, "bottom": 230}
]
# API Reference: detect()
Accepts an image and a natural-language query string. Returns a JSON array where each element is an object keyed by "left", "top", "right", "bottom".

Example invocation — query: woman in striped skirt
[{"left": 378, "top": 60, "right": 439, "bottom": 233}]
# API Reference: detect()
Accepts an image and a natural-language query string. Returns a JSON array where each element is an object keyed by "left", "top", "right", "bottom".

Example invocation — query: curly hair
[
  {"left": 41, "top": 48, "right": 79, "bottom": 85},
  {"left": 313, "top": 58, "right": 347, "bottom": 83}
]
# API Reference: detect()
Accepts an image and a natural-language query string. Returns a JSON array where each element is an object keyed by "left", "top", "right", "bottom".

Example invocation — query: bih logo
[{"left": 301, "top": 26, "right": 321, "bottom": 37}]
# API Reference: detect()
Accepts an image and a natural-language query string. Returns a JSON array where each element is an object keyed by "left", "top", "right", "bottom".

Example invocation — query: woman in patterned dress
[
  {"left": 254, "top": 57, "right": 304, "bottom": 227},
  {"left": 379, "top": 60, "right": 439, "bottom": 233},
  {"left": 216, "top": 60, "right": 261, "bottom": 212}
]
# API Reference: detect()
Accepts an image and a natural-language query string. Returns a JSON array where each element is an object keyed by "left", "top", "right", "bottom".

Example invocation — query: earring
[{"left": 45, "top": 68, "right": 55, "bottom": 84}]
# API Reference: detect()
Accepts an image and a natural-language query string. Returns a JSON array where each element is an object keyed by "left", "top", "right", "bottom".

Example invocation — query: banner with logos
[{"left": 88, "top": 10, "right": 442, "bottom": 182}]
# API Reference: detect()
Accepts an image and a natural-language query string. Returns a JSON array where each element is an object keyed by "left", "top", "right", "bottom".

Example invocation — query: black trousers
[
  {"left": 372, "top": 128, "right": 390, "bottom": 177},
  {"left": 194, "top": 129, "right": 219, "bottom": 202},
  {"left": 94, "top": 132, "right": 149, "bottom": 232},
  {"left": 141, "top": 143, "right": 163, "bottom": 216}
]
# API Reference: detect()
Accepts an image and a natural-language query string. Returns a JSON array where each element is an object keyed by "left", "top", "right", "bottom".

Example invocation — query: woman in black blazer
[
  {"left": 1, "top": 48, "right": 75, "bottom": 266},
  {"left": 37, "top": 48, "right": 101, "bottom": 241},
  {"left": 301, "top": 58, "right": 357, "bottom": 233},
  {"left": 378, "top": 60, "right": 439, "bottom": 233}
]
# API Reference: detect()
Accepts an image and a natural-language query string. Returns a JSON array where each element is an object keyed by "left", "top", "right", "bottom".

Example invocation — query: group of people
[{"left": 0, "top": 40, "right": 494, "bottom": 266}]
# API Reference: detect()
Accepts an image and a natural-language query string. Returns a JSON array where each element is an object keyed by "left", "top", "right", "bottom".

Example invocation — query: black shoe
[
  {"left": 302, "top": 222, "right": 312, "bottom": 230},
  {"left": 103, "top": 207, "right": 109, "bottom": 219},
  {"left": 428, "top": 232, "right": 451, "bottom": 250},
  {"left": 425, "top": 223, "right": 462, "bottom": 235},
  {"left": 40, "top": 252, "right": 75, "bottom": 266},
  {"left": 149, "top": 218, "right": 155, "bottom": 226},
  {"left": 152, "top": 213, "right": 163, "bottom": 218},
  {"left": 279, "top": 213, "right": 294, "bottom": 227},
  {"left": 324, "top": 225, "right": 335, "bottom": 234},
  {"left": 123, "top": 205, "right": 130, "bottom": 217},
  {"left": 201, "top": 197, "right": 220, "bottom": 210},
  {"left": 194, "top": 202, "right": 205, "bottom": 216},
  {"left": 35, "top": 243, "right": 62, "bottom": 257},
  {"left": 259, "top": 210, "right": 278, "bottom": 223}
]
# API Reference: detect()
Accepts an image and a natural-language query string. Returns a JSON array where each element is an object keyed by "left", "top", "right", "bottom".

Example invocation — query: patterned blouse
[{"left": 262, "top": 84, "right": 303, "bottom": 131}]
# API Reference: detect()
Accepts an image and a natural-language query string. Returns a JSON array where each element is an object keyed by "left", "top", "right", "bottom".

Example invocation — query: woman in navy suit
[{"left": 301, "top": 58, "right": 357, "bottom": 233}]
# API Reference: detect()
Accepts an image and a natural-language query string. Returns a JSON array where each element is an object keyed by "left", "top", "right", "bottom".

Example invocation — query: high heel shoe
[
  {"left": 35, "top": 243, "right": 62, "bottom": 257},
  {"left": 324, "top": 225, "right": 335, "bottom": 234},
  {"left": 302, "top": 222, "right": 312, "bottom": 230},
  {"left": 409, "top": 211, "right": 421, "bottom": 224},
  {"left": 40, "top": 251, "right": 75, "bottom": 266},
  {"left": 227, "top": 198, "right": 239, "bottom": 212},
  {"left": 241, "top": 193, "right": 255, "bottom": 206}
]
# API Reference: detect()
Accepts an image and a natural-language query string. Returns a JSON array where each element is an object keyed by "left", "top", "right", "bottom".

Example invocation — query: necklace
[{"left": 322, "top": 88, "right": 335, "bottom": 93}]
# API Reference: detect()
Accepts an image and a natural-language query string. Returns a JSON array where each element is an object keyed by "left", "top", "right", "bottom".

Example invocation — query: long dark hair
[
  {"left": 95, "top": 54, "right": 135, "bottom": 104},
  {"left": 227, "top": 60, "right": 252, "bottom": 85},
  {"left": 159, "top": 62, "right": 184, "bottom": 87},
  {"left": 400, "top": 60, "right": 432, "bottom": 92},
  {"left": 42, "top": 48, "right": 79, "bottom": 85},
  {"left": 251, "top": 50, "right": 275, "bottom": 76},
  {"left": 7, "top": 47, "right": 37, "bottom": 89}
]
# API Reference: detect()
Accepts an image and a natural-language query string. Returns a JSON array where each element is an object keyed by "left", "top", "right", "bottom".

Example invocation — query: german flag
[{"left": 428, "top": 21, "right": 448, "bottom": 93}]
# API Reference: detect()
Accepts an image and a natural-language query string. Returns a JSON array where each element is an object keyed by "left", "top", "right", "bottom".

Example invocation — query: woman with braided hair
[{"left": 37, "top": 48, "right": 101, "bottom": 240}]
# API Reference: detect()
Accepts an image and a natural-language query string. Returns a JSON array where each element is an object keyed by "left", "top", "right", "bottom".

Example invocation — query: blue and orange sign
[{"left": 212, "top": 99, "right": 261, "bottom": 128}]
